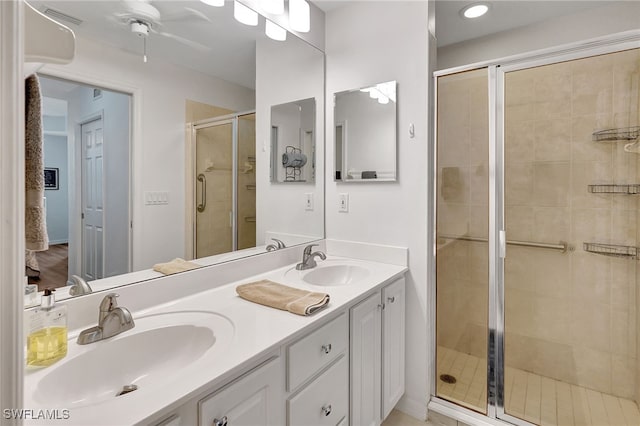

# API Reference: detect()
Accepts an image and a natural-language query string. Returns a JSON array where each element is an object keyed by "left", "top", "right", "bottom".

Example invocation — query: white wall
[
  {"left": 256, "top": 36, "right": 324, "bottom": 245},
  {"left": 438, "top": 2, "right": 640, "bottom": 70},
  {"left": 325, "top": 1, "right": 430, "bottom": 419},
  {"left": 43, "top": 133, "right": 69, "bottom": 244},
  {"left": 42, "top": 36, "right": 255, "bottom": 270}
]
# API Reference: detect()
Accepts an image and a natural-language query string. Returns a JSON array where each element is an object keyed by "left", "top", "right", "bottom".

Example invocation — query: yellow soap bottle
[{"left": 26, "top": 288, "right": 68, "bottom": 367}]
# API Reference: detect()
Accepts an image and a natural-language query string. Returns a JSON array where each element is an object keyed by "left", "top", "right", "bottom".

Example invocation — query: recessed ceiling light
[{"left": 461, "top": 3, "right": 489, "bottom": 19}]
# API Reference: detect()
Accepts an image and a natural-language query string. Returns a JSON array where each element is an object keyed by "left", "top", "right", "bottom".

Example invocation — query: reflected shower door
[
  {"left": 195, "top": 121, "right": 233, "bottom": 258},
  {"left": 436, "top": 67, "right": 490, "bottom": 414},
  {"left": 502, "top": 48, "right": 640, "bottom": 425}
]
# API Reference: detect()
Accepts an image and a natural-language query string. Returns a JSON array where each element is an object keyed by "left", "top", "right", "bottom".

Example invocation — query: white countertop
[{"left": 23, "top": 256, "right": 406, "bottom": 426}]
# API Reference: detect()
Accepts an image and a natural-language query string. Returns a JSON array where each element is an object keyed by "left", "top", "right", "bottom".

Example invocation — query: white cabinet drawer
[
  {"left": 287, "top": 313, "right": 347, "bottom": 391},
  {"left": 198, "top": 357, "right": 284, "bottom": 426},
  {"left": 288, "top": 355, "right": 348, "bottom": 426}
]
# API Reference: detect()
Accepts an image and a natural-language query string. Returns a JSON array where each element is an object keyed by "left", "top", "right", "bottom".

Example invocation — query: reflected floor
[{"left": 437, "top": 347, "right": 640, "bottom": 425}]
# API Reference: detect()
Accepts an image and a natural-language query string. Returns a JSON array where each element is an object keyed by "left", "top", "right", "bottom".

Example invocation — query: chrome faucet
[
  {"left": 77, "top": 293, "right": 135, "bottom": 345},
  {"left": 266, "top": 238, "right": 286, "bottom": 252},
  {"left": 68, "top": 274, "right": 92, "bottom": 296},
  {"left": 296, "top": 244, "right": 326, "bottom": 270}
]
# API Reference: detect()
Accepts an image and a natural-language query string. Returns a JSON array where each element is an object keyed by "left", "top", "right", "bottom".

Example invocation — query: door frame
[
  {"left": 38, "top": 68, "right": 137, "bottom": 273},
  {"left": 429, "top": 29, "right": 640, "bottom": 426}
]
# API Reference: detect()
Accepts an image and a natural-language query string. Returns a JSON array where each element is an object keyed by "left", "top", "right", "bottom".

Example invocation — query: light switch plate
[
  {"left": 145, "top": 191, "right": 169, "bottom": 205},
  {"left": 305, "top": 193, "right": 314, "bottom": 211},
  {"left": 339, "top": 193, "right": 349, "bottom": 212}
]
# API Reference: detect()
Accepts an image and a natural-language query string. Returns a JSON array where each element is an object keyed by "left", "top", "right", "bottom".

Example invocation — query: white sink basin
[
  {"left": 31, "top": 311, "right": 234, "bottom": 408},
  {"left": 297, "top": 264, "right": 370, "bottom": 286}
]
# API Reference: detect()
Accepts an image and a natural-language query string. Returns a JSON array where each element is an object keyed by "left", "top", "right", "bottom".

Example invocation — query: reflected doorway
[{"left": 31, "top": 75, "right": 132, "bottom": 290}]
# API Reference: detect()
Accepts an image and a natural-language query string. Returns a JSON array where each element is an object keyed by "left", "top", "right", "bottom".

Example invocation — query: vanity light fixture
[
  {"left": 260, "top": 0, "right": 284, "bottom": 15},
  {"left": 461, "top": 3, "right": 489, "bottom": 19},
  {"left": 265, "top": 19, "right": 287, "bottom": 41},
  {"left": 200, "top": 0, "right": 224, "bottom": 6},
  {"left": 234, "top": 1, "right": 258, "bottom": 26},
  {"left": 289, "top": 0, "right": 310, "bottom": 32}
]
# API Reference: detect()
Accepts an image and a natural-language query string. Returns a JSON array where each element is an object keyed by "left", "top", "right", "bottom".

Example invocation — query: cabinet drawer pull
[
  {"left": 212, "top": 416, "right": 228, "bottom": 426},
  {"left": 321, "top": 344, "right": 332, "bottom": 354},
  {"left": 387, "top": 296, "right": 395, "bottom": 303},
  {"left": 321, "top": 404, "right": 332, "bottom": 416}
]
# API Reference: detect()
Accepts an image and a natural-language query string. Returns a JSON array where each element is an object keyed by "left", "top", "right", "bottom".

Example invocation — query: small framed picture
[{"left": 44, "top": 167, "right": 59, "bottom": 190}]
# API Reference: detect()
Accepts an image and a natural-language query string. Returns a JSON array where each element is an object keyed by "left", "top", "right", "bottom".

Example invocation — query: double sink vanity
[{"left": 24, "top": 242, "right": 407, "bottom": 425}]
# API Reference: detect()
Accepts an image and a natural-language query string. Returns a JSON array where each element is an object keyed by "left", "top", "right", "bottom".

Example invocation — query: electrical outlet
[
  {"left": 305, "top": 193, "right": 314, "bottom": 211},
  {"left": 339, "top": 193, "right": 349, "bottom": 212}
]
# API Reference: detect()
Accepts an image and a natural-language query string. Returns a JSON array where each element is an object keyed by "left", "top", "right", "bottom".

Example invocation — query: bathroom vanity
[{"left": 23, "top": 249, "right": 406, "bottom": 426}]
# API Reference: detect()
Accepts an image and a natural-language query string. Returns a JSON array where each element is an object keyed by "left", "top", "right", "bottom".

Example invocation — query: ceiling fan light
[
  {"left": 289, "top": 0, "right": 310, "bottom": 33},
  {"left": 200, "top": 0, "right": 224, "bottom": 6},
  {"left": 260, "top": 0, "right": 284, "bottom": 15},
  {"left": 265, "top": 20, "right": 287, "bottom": 41},
  {"left": 234, "top": 1, "right": 258, "bottom": 26}
]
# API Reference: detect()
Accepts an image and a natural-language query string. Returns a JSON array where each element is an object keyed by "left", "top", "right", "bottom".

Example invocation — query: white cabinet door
[
  {"left": 350, "top": 292, "right": 382, "bottom": 426},
  {"left": 382, "top": 277, "right": 405, "bottom": 419},
  {"left": 198, "top": 357, "right": 284, "bottom": 426}
]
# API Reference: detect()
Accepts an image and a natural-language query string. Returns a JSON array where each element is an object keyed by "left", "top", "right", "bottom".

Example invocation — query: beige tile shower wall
[
  {"left": 504, "top": 49, "right": 640, "bottom": 399},
  {"left": 436, "top": 69, "right": 489, "bottom": 360}
]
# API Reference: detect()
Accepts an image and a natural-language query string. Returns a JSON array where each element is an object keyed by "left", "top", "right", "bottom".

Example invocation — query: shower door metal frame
[
  {"left": 430, "top": 30, "right": 640, "bottom": 426},
  {"left": 191, "top": 110, "right": 255, "bottom": 257}
]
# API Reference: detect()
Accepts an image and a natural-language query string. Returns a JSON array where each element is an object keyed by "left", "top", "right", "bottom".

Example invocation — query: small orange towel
[
  {"left": 152, "top": 258, "right": 201, "bottom": 275},
  {"left": 236, "top": 280, "right": 330, "bottom": 316}
]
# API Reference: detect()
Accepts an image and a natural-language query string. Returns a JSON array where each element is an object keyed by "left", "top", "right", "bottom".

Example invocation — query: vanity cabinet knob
[
  {"left": 212, "top": 416, "right": 228, "bottom": 426},
  {"left": 321, "top": 344, "right": 332, "bottom": 354},
  {"left": 321, "top": 404, "right": 332, "bottom": 416},
  {"left": 387, "top": 296, "right": 395, "bottom": 303}
]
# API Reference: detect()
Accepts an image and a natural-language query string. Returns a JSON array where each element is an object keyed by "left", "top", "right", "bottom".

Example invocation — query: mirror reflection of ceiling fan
[{"left": 112, "top": 0, "right": 212, "bottom": 61}]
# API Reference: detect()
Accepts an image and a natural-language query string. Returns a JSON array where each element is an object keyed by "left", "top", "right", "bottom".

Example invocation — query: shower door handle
[{"left": 197, "top": 174, "right": 206, "bottom": 213}]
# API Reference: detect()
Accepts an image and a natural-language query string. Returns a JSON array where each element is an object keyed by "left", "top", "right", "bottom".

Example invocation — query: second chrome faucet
[
  {"left": 296, "top": 244, "right": 326, "bottom": 270},
  {"left": 77, "top": 293, "right": 135, "bottom": 345}
]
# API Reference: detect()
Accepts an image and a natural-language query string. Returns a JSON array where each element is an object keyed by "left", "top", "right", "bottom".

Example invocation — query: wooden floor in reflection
[
  {"left": 437, "top": 346, "right": 640, "bottom": 426},
  {"left": 30, "top": 243, "right": 68, "bottom": 291}
]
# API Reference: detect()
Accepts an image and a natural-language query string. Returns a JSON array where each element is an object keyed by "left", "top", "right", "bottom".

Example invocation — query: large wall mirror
[
  {"left": 26, "top": 0, "right": 325, "bottom": 302},
  {"left": 334, "top": 80, "right": 397, "bottom": 182}
]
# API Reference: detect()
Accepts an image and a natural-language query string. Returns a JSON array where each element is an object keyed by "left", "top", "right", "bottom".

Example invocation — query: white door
[
  {"left": 350, "top": 291, "right": 382, "bottom": 426},
  {"left": 81, "top": 117, "right": 104, "bottom": 281}
]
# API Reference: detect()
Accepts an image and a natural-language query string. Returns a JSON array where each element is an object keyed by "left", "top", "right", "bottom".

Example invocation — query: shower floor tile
[{"left": 437, "top": 346, "right": 640, "bottom": 425}]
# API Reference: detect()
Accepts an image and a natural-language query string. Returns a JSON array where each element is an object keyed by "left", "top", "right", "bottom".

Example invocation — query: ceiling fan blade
[
  {"left": 159, "top": 7, "right": 212, "bottom": 23},
  {"left": 156, "top": 31, "right": 211, "bottom": 52}
]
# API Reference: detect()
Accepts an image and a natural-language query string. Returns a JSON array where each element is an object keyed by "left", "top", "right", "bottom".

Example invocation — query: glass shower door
[
  {"left": 501, "top": 48, "right": 640, "bottom": 425},
  {"left": 436, "top": 67, "right": 490, "bottom": 414},
  {"left": 195, "top": 120, "right": 234, "bottom": 258}
]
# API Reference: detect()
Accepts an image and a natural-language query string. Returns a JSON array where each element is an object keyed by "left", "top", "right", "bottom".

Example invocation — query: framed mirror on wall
[
  {"left": 334, "top": 80, "right": 397, "bottom": 182},
  {"left": 26, "top": 0, "right": 325, "bottom": 303}
]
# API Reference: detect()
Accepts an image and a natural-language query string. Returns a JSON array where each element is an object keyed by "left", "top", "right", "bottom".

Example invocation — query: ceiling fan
[{"left": 112, "top": 0, "right": 212, "bottom": 60}]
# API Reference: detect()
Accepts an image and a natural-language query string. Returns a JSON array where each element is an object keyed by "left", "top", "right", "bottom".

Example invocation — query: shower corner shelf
[
  {"left": 583, "top": 242, "right": 638, "bottom": 259},
  {"left": 588, "top": 184, "right": 640, "bottom": 194},
  {"left": 592, "top": 126, "right": 640, "bottom": 142}
]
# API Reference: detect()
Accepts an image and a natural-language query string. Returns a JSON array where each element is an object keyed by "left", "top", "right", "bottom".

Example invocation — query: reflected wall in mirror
[
  {"left": 27, "top": 0, "right": 325, "bottom": 302},
  {"left": 270, "top": 98, "right": 316, "bottom": 183},
  {"left": 334, "top": 81, "right": 397, "bottom": 182}
]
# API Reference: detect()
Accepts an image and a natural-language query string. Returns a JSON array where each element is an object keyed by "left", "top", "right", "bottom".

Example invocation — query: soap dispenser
[{"left": 26, "top": 288, "right": 68, "bottom": 367}]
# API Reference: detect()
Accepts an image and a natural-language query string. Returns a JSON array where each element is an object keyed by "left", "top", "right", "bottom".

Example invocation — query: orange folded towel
[
  {"left": 152, "top": 258, "right": 201, "bottom": 275},
  {"left": 236, "top": 280, "right": 330, "bottom": 316}
]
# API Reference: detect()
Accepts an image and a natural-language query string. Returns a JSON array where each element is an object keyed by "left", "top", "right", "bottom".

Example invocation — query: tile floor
[
  {"left": 383, "top": 409, "right": 432, "bottom": 426},
  {"left": 437, "top": 346, "right": 640, "bottom": 426}
]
